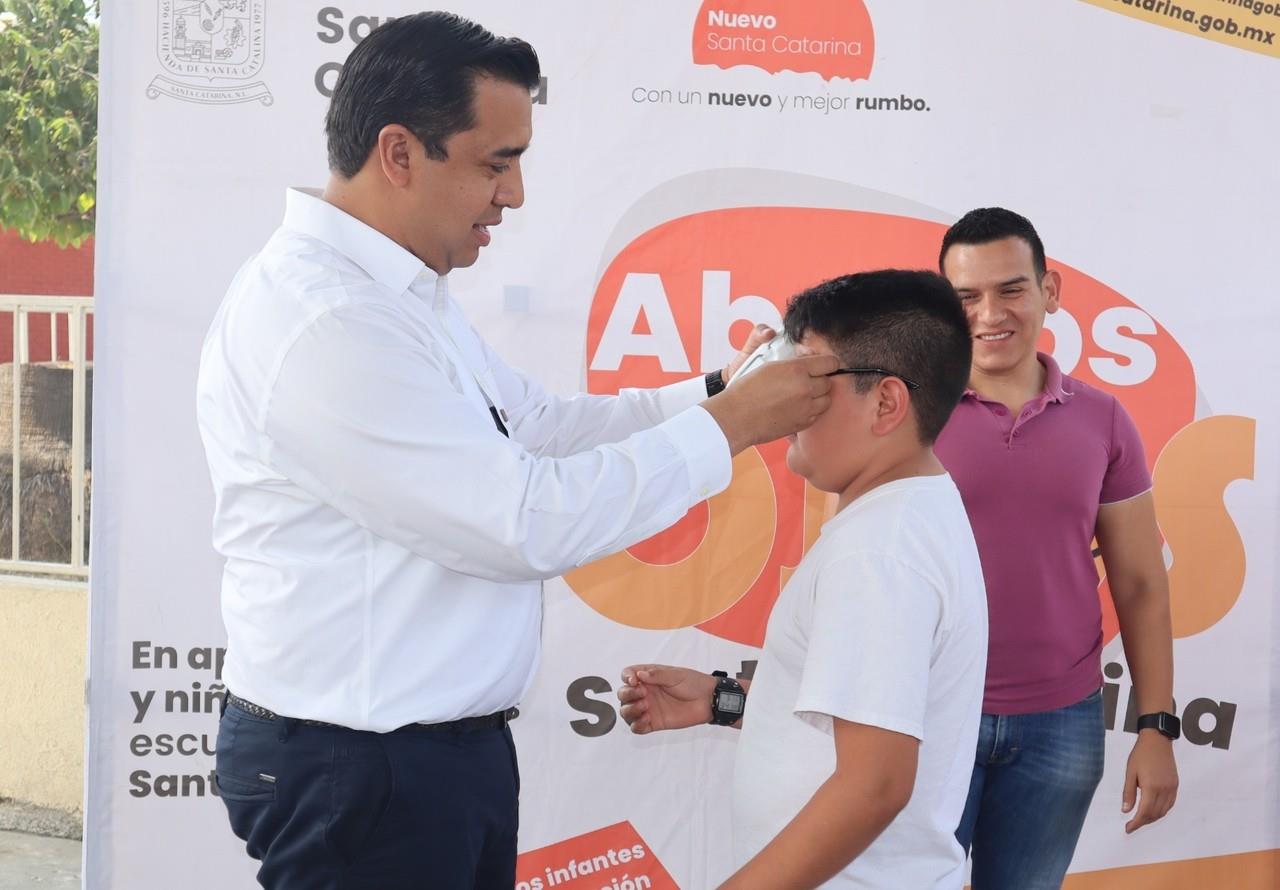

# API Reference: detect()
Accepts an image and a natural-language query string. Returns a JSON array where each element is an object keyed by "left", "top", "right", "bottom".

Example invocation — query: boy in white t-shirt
[{"left": 618, "top": 270, "right": 988, "bottom": 889}]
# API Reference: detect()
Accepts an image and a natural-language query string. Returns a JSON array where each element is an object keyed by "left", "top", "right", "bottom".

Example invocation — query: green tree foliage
[{"left": 0, "top": 1, "right": 98, "bottom": 246}]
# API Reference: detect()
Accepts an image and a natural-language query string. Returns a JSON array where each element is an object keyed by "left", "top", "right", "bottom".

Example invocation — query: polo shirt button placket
[{"left": 990, "top": 405, "right": 1011, "bottom": 447}]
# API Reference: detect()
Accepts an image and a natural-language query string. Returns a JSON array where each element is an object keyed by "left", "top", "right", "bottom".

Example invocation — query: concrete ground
[
  {"left": 0, "top": 831, "right": 80, "bottom": 887},
  {"left": 0, "top": 799, "right": 81, "bottom": 888}
]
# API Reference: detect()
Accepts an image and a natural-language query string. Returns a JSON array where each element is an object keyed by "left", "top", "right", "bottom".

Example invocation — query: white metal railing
[{"left": 0, "top": 294, "right": 93, "bottom": 581}]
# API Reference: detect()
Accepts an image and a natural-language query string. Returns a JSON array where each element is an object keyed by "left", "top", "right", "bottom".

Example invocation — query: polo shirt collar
[
  {"left": 281, "top": 187, "right": 430, "bottom": 297},
  {"left": 963, "top": 351, "right": 1073, "bottom": 404},
  {"left": 1039, "top": 352, "right": 1071, "bottom": 403}
]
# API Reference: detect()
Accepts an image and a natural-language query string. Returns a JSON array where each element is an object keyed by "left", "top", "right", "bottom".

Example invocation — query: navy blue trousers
[{"left": 216, "top": 700, "right": 520, "bottom": 889}]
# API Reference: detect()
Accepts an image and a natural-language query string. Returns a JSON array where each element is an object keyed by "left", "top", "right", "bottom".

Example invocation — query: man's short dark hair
[
  {"left": 783, "top": 270, "right": 971, "bottom": 444},
  {"left": 939, "top": 207, "right": 1047, "bottom": 280},
  {"left": 324, "top": 12, "right": 541, "bottom": 177}
]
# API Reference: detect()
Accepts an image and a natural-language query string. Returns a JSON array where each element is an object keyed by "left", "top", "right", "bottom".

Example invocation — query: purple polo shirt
[{"left": 934, "top": 353, "right": 1152, "bottom": 715}]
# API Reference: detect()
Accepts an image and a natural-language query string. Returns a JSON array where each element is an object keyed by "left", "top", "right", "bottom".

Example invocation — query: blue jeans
[{"left": 955, "top": 689, "right": 1105, "bottom": 890}]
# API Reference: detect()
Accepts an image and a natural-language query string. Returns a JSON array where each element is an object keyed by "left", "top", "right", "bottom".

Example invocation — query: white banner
[{"left": 88, "top": 2, "right": 1279, "bottom": 887}]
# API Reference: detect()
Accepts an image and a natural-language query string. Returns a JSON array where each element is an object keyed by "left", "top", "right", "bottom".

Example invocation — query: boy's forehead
[{"left": 795, "top": 333, "right": 836, "bottom": 357}]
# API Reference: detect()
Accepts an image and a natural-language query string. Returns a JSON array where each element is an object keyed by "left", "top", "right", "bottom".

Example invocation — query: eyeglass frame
[{"left": 824, "top": 367, "right": 920, "bottom": 390}]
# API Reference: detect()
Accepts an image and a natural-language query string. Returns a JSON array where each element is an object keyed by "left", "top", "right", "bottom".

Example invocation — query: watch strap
[
  {"left": 705, "top": 369, "right": 726, "bottom": 396},
  {"left": 1135, "top": 711, "right": 1181, "bottom": 740}
]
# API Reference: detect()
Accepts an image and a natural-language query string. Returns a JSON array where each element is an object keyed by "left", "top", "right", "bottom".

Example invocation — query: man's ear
[
  {"left": 374, "top": 124, "right": 417, "bottom": 188},
  {"left": 1041, "top": 268, "right": 1063, "bottom": 314}
]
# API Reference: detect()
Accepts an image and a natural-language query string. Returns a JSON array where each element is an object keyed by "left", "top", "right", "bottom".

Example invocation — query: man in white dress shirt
[{"left": 196, "top": 11, "right": 837, "bottom": 889}]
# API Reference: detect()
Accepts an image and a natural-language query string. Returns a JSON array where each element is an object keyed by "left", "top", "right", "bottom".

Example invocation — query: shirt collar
[
  {"left": 1038, "top": 351, "right": 1071, "bottom": 403},
  {"left": 963, "top": 351, "right": 1072, "bottom": 404},
  {"left": 281, "top": 188, "right": 435, "bottom": 298}
]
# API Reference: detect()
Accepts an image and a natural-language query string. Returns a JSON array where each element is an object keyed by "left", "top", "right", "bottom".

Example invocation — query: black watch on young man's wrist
[
  {"left": 709, "top": 670, "right": 746, "bottom": 726},
  {"left": 1135, "top": 711, "right": 1181, "bottom": 740}
]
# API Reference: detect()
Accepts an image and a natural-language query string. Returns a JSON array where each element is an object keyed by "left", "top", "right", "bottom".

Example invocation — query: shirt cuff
[
  {"left": 658, "top": 405, "right": 733, "bottom": 501},
  {"left": 653, "top": 375, "right": 717, "bottom": 421},
  {"left": 1099, "top": 484, "right": 1153, "bottom": 506}
]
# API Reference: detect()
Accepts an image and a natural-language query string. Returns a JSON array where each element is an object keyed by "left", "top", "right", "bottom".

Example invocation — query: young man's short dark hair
[
  {"left": 939, "top": 207, "right": 1048, "bottom": 280},
  {"left": 783, "top": 270, "right": 972, "bottom": 444},
  {"left": 324, "top": 11, "right": 541, "bottom": 177}
]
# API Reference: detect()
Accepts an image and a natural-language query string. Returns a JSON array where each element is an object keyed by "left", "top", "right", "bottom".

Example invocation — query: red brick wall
[
  {"left": 0, "top": 228, "right": 95, "bottom": 363},
  {"left": 0, "top": 229, "right": 95, "bottom": 295}
]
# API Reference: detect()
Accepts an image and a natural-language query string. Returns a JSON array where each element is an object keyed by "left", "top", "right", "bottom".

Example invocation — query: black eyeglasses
[{"left": 824, "top": 367, "right": 920, "bottom": 390}]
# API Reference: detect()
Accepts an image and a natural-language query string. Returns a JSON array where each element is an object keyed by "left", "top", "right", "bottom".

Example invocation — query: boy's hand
[{"left": 617, "top": 665, "right": 718, "bottom": 734}]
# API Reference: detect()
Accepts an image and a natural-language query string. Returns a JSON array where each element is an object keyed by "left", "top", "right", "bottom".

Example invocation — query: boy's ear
[{"left": 870, "top": 379, "right": 913, "bottom": 437}]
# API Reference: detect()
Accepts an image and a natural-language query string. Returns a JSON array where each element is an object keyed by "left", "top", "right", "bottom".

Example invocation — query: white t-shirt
[{"left": 731, "top": 474, "right": 987, "bottom": 889}]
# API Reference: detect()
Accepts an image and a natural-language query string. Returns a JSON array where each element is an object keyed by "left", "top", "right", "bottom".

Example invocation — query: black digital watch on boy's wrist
[{"left": 709, "top": 670, "right": 746, "bottom": 726}]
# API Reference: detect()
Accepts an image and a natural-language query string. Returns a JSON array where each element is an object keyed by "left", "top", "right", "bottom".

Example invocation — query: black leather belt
[{"left": 225, "top": 692, "right": 516, "bottom": 733}]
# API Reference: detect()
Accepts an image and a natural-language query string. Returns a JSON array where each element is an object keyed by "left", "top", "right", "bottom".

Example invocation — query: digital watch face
[{"left": 718, "top": 691, "right": 745, "bottom": 713}]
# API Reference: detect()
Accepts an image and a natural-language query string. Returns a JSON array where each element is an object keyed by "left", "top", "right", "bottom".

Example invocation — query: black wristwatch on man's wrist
[
  {"left": 709, "top": 670, "right": 746, "bottom": 726},
  {"left": 1135, "top": 711, "right": 1181, "bottom": 740},
  {"left": 705, "top": 369, "right": 726, "bottom": 396}
]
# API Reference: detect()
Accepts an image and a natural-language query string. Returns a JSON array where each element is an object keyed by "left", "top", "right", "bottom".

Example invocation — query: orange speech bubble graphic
[
  {"left": 516, "top": 821, "right": 677, "bottom": 890},
  {"left": 1153, "top": 415, "right": 1256, "bottom": 638},
  {"left": 692, "top": 0, "right": 875, "bottom": 82},
  {"left": 571, "top": 447, "right": 776, "bottom": 630},
  {"left": 569, "top": 203, "right": 1249, "bottom": 647}
]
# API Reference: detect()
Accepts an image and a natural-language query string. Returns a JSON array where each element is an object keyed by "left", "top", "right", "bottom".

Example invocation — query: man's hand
[
  {"left": 617, "top": 665, "right": 719, "bottom": 734},
  {"left": 1096, "top": 492, "right": 1179, "bottom": 834},
  {"left": 1122, "top": 732, "right": 1178, "bottom": 833},
  {"left": 723, "top": 324, "right": 777, "bottom": 384},
  {"left": 703, "top": 354, "right": 838, "bottom": 455}
]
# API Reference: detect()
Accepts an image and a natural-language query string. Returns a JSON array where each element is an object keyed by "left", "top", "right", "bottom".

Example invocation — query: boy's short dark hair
[
  {"left": 783, "top": 270, "right": 972, "bottom": 444},
  {"left": 939, "top": 207, "right": 1047, "bottom": 280},
  {"left": 324, "top": 11, "right": 541, "bottom": 177}
]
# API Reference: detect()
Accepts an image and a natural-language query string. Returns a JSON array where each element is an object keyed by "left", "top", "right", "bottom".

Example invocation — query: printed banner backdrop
[{"left": 88, "top": 2, "right": 1279, "bottom": 887}]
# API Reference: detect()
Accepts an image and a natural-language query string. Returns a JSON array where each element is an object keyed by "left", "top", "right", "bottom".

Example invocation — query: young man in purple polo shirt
[{"left": 934, "top": 208, "right": 1179, "bottom": 888}]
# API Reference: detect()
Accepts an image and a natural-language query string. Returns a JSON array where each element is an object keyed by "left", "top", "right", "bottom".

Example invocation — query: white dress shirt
[{"left": 197, "top": 188, "right": 731, "bottom": 731}]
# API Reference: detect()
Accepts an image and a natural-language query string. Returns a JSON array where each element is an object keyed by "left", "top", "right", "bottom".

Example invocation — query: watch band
[
  {"left": 1135, "top": 711, "right": 1181, "bottom": 740},
  {"left": 705, "top": 369, "right": 726, "bottom": 396}
]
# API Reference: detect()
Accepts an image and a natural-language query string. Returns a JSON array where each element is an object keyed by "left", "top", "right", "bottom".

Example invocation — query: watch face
[{"left": 718, "top": 691, "right": 745, "bottom": 714}]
